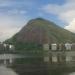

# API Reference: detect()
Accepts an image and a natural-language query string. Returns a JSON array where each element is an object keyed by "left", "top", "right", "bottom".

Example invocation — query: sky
[{"left": 0, "top": 0, "right": 75, "bottom": 41}]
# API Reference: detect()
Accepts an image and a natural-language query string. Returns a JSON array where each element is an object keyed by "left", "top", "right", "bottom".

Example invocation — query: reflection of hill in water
[
  {"left": 11, "top": 63, "right": 49, "bottom": 75},
  {"left": 11, "top": 58, "right": 75, "bottom": 75},
  {"left": 11, "top": 63, "right": 75, "bottom": 75}
]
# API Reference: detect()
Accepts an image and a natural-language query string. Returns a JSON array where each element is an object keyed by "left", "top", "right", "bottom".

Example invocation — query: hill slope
[{"left": 5, "top": 18, "right": 75, "bottom": 50}]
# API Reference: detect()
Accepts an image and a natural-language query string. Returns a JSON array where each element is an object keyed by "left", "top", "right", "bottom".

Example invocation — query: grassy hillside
[{"left": 5, "top": 18, "right": 75, "bottom": 50}]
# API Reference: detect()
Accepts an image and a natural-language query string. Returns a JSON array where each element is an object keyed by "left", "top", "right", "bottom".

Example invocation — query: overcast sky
[{"left": 0, "top": 0, "right": 75, "bottom": 41}]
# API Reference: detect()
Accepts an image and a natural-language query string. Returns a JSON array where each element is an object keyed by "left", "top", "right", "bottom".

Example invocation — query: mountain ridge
[{"left": 5, "top": 18, "right": 75, "bottom": 50}]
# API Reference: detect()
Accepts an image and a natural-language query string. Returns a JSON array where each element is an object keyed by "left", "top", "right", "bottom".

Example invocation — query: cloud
[
  {"left": 7, "top": 9, "right": 27, "bottom": 15},
  {"left": 0, "top": 0, "right": 35, "bottom": 8},
  {"left": 41, "top": 0, "right": 75, "bottom": 33},
  {"left": 0, "top": 0, "right": 11, "bottom": 7},
  {"left": 65, "top": 18, "right": 75, "bottom": 33},
  {"left": 0, "top": 0, "right": 32, "bottom": 41},
  {"left": 0, "top": 14, "right": 27, "bottom": 42}
]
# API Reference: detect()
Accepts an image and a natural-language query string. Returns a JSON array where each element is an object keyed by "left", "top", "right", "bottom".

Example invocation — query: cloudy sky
[{"left": 0, "top": 0, "right": 75, "bottom": 41}]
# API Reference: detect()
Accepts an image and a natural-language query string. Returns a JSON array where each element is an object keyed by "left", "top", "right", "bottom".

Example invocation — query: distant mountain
[{"left": 5, "top": 18, "right": 75, "bottom": 50}]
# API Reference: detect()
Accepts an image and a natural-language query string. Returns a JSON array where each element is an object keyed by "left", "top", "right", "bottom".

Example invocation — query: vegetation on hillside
[{"left": 5, "top": 18, "right": 75, "bottom": 51}]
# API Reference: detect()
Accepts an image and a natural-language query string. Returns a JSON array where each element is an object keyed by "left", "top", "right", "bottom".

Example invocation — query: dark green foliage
[{"left": 14, "top": 42, "right": 43, "bottom": 51}]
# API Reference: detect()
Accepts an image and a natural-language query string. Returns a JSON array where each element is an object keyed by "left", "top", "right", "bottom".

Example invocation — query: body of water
[
  {"left": 0, "top": 54, "right": 75, "bottom": 75},
  {"left": 0, "top": 66, "right": 17, "bottom": 75}
]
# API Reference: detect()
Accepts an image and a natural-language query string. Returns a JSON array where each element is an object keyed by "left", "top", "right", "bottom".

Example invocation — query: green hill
[{"left": 5, "top": 18, "right": 75, "bottom": 50}]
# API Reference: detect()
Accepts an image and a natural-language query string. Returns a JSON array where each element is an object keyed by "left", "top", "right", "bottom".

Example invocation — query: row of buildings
[
  {"left": 43, "top": 43, "right": 75, "bottom": 51},
  {"left": 0, "top": 42, "right": 15, "bottom": 51},
  {"left": 43, "top": 43, "right": 75, "bottom": 64}
]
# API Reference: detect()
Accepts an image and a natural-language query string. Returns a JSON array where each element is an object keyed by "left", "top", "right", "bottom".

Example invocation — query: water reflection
[
  {"left": 0, "top": 66, "right": 17, "bottom": 75},
  {"left": 11, "top": 57, "right": 49, "bottom": 75},
  {"left": 0, "top": 54, "right": 49, "bottom": 75},
  {"left": 0, "top": 54, "right": 75, "bottom": 75},
  {"left": 69, "top": 72, "right": 75, "bottom": 75}
]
